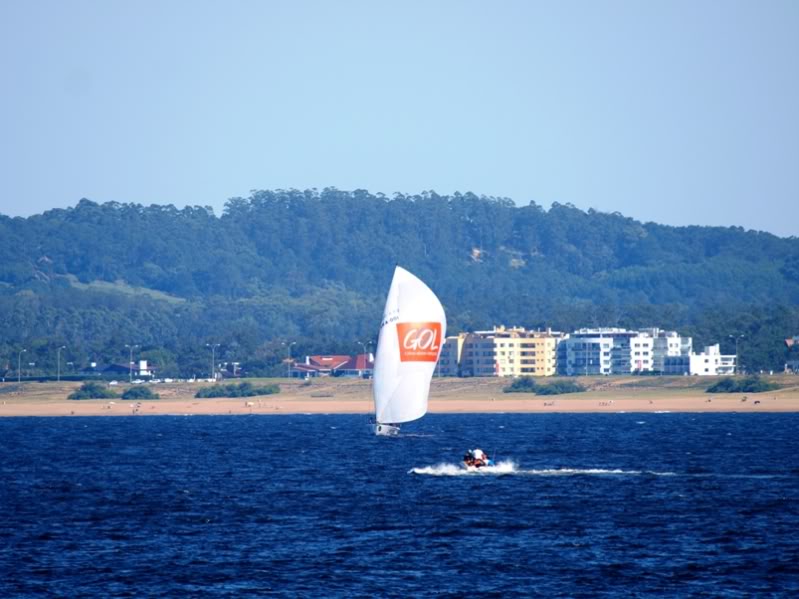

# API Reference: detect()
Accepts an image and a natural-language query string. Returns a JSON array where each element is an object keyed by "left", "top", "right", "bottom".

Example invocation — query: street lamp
[
  {"left": 357, "top": 341, "right": 367, "bottom": 377},
  {"left": 729, "top": 334, "right": 745, "bottom": 374},
  {"left": 584, "top": 343, "right": 590, "bottom": 377},
  {"left": 18, "top": 349, "right": 27, "bottom": 384},
  {"left": 284, "top": 341, "right": 296, "bottom": 378},
  {"left": 125, "top": 344, "right": 138, "bottom": 383},
  {"left": 206, "top": 343, "right": 220, "bottom": 381},
  {"left": 57, "top": 345, "right": 66, "bottom": 382}
]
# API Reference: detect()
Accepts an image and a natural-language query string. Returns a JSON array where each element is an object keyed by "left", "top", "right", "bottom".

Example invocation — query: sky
[{"left": 1, "top": 1, "right": 797, "bottom": 236}]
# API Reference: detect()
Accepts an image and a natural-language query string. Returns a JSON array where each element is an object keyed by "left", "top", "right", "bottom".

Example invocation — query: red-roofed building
[
  {"left": 338, "top": 353, "right": 375, "bottom": 378},
  {"left": 291, "top": 353, "right": 374, "bottom": 378},
  {"left": 787, "top": 336, "right": 799, "bottom": 373}
]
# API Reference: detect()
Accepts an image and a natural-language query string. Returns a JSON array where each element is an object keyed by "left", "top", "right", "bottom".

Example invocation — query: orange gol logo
[{"left": 397, "top": 322, "right": 442, "bottom": 362}]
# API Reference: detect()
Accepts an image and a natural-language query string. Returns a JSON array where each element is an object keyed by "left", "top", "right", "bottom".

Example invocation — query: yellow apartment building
[
  {"left": 437, "top": 333, "right": 467, "bottom": 377},
  {"left": 459, "top": 326, "right": 562, "bottom": 377}
]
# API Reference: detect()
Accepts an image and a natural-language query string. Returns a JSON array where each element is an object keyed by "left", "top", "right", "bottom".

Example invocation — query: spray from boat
[{"left": 409, "top": 464, "right": 680, "bottom": 477}]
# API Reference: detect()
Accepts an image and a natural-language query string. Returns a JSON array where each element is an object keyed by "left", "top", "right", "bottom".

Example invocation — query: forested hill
[{"left": 2, "top": 189, "right": 798, "bottom": 376}]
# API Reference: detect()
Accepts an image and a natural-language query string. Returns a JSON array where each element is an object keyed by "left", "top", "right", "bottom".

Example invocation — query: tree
[
  {"left": 68, "top": 382, "right": 118, "bottom": 400},
  {"left": 1, "top": 191, "right": 797, "bottom": 374},
  {"left": 121, "top": 386, "right": 160, "bottom": 400}
]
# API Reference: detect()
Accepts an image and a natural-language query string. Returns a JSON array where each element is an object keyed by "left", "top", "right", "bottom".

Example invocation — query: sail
[{"left": 372, "top": 266, "right": 447, "bottom": 425}]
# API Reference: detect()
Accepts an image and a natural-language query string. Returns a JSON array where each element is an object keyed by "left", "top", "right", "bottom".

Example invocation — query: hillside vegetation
[{"left": 1, "top": 189, "right": 798, "bottom": 377}]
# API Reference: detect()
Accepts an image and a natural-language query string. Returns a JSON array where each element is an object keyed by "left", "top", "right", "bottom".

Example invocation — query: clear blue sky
[{"left": 1, "top": 1, "right": 797, "bottom": 236}]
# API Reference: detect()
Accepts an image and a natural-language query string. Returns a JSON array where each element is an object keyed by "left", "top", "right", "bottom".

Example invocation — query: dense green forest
[{"left": 1, "top": 189, "right": 798, "bottom": 378}]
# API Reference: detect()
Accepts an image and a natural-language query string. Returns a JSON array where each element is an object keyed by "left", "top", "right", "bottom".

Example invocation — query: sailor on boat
[{"left": 463, "top": 448, "right": 494, "bottom": 469}]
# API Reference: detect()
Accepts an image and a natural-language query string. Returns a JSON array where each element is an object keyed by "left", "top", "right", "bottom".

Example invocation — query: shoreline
[{"left": 1, "top": 377, "right": 798, "bottom": 417}]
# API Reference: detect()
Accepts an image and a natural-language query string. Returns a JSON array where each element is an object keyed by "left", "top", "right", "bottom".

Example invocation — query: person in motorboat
[{"left": 463, "top": 448, "right": 494, "bottom": 469}]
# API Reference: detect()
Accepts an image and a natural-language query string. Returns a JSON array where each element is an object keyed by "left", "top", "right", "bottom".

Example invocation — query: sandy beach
[{"left": 1, "top": 375, "right": 798, "bottom": 417}]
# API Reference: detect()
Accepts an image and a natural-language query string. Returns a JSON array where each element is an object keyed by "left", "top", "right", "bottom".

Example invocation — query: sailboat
[{"left": 372, "top": 265, "right": 446, "bottom": 436}]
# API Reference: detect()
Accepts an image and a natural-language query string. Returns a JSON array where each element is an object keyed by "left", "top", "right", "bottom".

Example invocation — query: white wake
[
  {"left": 519, "top": 468, "right": 677, "bottom": 477},
  {"left": 409, "top": 460, "right": 518, "bottom": 476},
  {"left": 409, "top": 463, "right": 677, "bottom": 477}
]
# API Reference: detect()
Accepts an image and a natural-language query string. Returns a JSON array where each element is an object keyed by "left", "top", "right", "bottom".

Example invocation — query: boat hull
[
  {"left": 463, "top": 465, "right": 497, "bottom": 473},
  {"left": 374, "top": 423, "right": 400, "bottom": 436}
]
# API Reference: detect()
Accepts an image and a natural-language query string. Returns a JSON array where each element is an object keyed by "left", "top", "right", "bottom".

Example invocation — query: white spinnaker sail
[{"left": 372, "top": 266, "right": 447, "bottom": 425}]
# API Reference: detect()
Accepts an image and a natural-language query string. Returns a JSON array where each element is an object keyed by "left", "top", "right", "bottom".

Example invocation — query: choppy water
[{"left": 1, "top": 413, "right": 798, "bottom": 597}]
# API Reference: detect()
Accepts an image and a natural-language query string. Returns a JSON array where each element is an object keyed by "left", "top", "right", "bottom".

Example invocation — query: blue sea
[{"left": 1, "top": 413, "right": 798, "bottom": 597}]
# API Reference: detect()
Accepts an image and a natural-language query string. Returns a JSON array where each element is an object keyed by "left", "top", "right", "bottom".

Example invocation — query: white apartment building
[
  {"left": 612, "top": 332, "right": 654, "bottom": 373},
  {"left": 688, "top": 344, "right": 736, "bottom": 375},
  {"left": 665, "top": 344, "right": 736, "bottom": 375},
  {"left": 558, "top": 328, "right": 692, "bottom": 376},
  {"left": 559, "top": 328, "right": 695, "bottom": 375},
  {"left": 640, "top": 328, "right": 693, "bottom": 372},
  {"left": 558, "top": 329, "right": 616, "bottom": 375}
]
